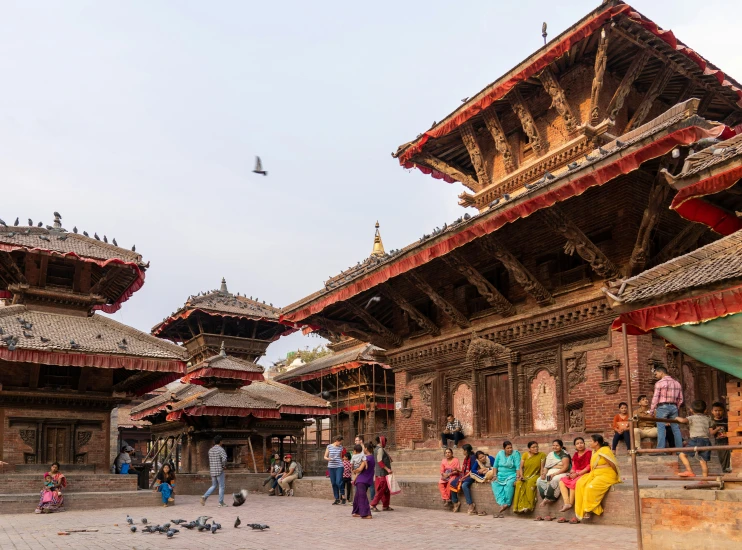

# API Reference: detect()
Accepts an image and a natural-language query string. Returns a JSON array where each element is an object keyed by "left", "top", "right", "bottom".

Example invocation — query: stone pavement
[{"left": 0, "top": 494, "right": 639, "bottom": 550}]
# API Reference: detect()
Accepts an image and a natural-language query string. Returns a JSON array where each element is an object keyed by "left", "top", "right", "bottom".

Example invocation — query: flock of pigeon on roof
[
  {"left": 0, "top": 212, "right": 136, "bottom": 252},
  {"left": 0, "top": 315, "right": 130, "bottom": 353},
  {"left": 158, "top": 287, "right": 276, "bottom": 325}
]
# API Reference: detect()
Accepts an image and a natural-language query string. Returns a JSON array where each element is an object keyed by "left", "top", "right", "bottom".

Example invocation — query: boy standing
[
  {"left": 677, "top": 400, "right": 714, "bottom": 478},
  {"left": 710, "top": 402, "right": 731, "bottom": 473}
]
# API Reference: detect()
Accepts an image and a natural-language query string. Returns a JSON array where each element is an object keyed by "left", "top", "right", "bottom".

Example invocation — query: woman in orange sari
[
  {"left": 575, "top": 434, "right": 621, "bottom": 521},
  {"left": 438, "top": 448, "right": 460, "bottom": 509},
  {"left": 34, "top": 462, "right": 67, "bottom": 514}
]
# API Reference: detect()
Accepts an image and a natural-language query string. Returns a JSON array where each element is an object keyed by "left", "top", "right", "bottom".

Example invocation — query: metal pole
[
  {"left": 336, "top": 372, "right": 340, "bottom": 439},
  {"left": 384, "top": 367, "right": 389, "bottom": 438},
  {"left": 637, "top": 444, "right": 742, "bottom": 454},
  {"left": 622, "top": 324, "right": 643, "bottom": 550},
  {"left": 372, "top": 363, "right": 376, "bottom": 439}
]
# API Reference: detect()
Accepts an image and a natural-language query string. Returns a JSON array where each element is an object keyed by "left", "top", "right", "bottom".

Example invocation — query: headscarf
[{"left": 379, "top": 436, "right": 387, "bottom": 448}]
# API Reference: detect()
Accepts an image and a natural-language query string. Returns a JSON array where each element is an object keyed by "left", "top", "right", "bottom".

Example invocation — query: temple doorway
[
  {"left": 44, "top": 426, "right": 70, "bottom": 463},
  {"left": 485, "top": 373, "right": 510, "bottom": 434}
]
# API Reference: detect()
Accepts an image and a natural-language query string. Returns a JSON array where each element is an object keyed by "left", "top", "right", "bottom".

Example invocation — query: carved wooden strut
[
  {"left": 539, "top": 67, "right": 578, "bottom": 133},
  {"left": 345, "top": 301, "right": 403, "bottom": 348},
  {"left": 443, "top": 252, "right": 516, "bottom": 316},
  {"left": 540, "top": 205, "right": 621, "bottom": 280},
  {"left": 648, "top": 223, "right": 707, "bottom": 268},
  {"left": 626, "top": 65, "right": 673, "bottom": 131},
  {"left": 313, "top": 315, "right": 390, "bottom": 349},
  {"left": 412, "top": 153, "right": 479, "bottom": 192},
  {"left": 590, "top": 28, "right": 610, "bottom": 125},
  {"left": 482, "top": 107, "right": 516, "bottom": 173},
  {"left": 606, "top": 50, "right": 650, "bottom": 121},
  {"left": 479, "top": 237, "right": 553, "bottom": 305},
  {"left": 459, "top": 121, "right": 490, "bottom": 189},
  {"left": 509, "top": 88, "right": 546, "bottom": 155},
  {"left": 628, "top": 169, "right": 672, "bottom": 275},
  {"left": 406, "top": 271, "right": 471, "bottom": 329},
  {"left": 380, "top": 283, "right": 440, "bottom": 336}
]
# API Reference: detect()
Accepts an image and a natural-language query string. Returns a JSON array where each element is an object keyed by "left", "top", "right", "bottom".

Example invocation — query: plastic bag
[{"left": 386, "top": 473, "right": 401, "bottom": 495}]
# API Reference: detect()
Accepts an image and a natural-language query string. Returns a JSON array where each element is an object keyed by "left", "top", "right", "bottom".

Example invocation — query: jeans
[
  {"left": 203, "top": 471, "right": 226, "bottom": 504},
  {"left": 442, "top": 432, "right": 464, "bottom": 447},
  {"left": 611, "top": 430, "right": 631, "bottom": 451},
  {"left": 450, "top": 477, "right": 474, "bottom": 505},
  {"left": 656, "top": 404, "right": 683, "bottom": 450},
  {"left": 369, "top": 481, "right": 375, "bottom": 500},
  {"left": 328, "top": 467, "right": 343, "bottom": 500}
]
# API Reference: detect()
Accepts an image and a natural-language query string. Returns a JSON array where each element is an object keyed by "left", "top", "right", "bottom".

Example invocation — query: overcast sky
[{"left": 1, "top": 0, "right": 739, "bottom": 366}]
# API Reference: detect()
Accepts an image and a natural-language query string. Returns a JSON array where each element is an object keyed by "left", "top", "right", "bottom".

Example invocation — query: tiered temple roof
[{"left": 274, "top": 342, "right": 387, "bottom": 384}]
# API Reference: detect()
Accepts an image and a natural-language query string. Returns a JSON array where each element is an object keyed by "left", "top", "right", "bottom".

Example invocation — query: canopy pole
[{"left": 623, "top": 324, "right": 643, "bottom": 550}]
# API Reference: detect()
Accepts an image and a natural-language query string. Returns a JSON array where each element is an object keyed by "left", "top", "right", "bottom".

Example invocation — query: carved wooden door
[
  {"left": 485, "top": 373, "right": 510, "bottom": 435},
  {"left": 44, "top": 427, "right": 70, "bottom": 463}
]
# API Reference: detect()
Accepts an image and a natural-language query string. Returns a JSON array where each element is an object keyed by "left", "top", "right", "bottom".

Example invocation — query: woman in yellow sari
[
  {"left": 512, "top": 441, "right": 546, "bottom": 514},
  {"left": 575, "top": 434, "right": 621, "bottom": 521}
]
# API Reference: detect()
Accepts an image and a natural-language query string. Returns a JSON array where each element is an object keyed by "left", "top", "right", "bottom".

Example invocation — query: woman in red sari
[
  {"left": 558, "top": 437, "right": 592, "bottom": 513},
  {"left": 34, "top": 462, "right": 67, "bottom": 514}
]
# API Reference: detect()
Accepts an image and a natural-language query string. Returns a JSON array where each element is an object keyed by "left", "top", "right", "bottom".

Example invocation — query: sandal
[
  {"left": 544, "top": 516, "right": 555, "bottom": 521},
  {"left": 370, "top": 506, "right": 380, "bottom": 512},
  {"left": 478, "top": 511, "right": 487, "bottom": 516},
  {"left": 382, "top": 507, "right": 394, "bottom": 511},
  {"left": 557, "top": 517, "right": 568, "bottom": 523},
  {"left": 569, "top": 518, "right": 580, "bottom": 524},
  {"left": 534, "top": 516, "right": 544, "bottom": 521}
]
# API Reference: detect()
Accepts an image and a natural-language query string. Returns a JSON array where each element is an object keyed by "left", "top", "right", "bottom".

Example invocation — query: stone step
[
  {"left": 0, "top": 490, "right": 159, "bottom": 515},
  {"left": 0, "top": 474, "right": 138, "bottom": 494}
]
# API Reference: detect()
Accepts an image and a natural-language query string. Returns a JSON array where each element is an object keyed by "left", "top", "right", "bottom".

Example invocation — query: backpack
[{"left": 295, "top": 462, "right": 304, "bottom": 479}]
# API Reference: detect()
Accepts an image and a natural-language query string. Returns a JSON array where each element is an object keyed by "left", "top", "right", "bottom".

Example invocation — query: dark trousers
[
  {"left": 717, "top": 445, "right": 731, "bottom": 471},
  {"left": 450, "top": 477, "right": 474, "bottom": 506},
  {"left": 612, "top": 430, "right": 631, "bottom": 451},
  {"left": 128, "top": 467, "right": 149, "bottom": 490},
  {"left": 342, "top": 478, "right": 352, "bottom": 500},
  {"left": 442, "top": 432, "right": 464, "bottom": 447}
]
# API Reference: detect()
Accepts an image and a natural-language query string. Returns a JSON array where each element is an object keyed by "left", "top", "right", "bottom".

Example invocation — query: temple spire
[
  {"left": 371, "top": 221, "right": 385, "bottom": 257},
  {"left": 220, "top": 277, "right": 228, "bottom": 294},
  {"left": 220, "top": 341, "right": 227, "bottom": 357}
]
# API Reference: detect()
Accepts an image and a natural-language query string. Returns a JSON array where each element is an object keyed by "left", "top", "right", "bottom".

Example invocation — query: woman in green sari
[{"left": 512, "top": 441, "right": 546, "bottom": 514}]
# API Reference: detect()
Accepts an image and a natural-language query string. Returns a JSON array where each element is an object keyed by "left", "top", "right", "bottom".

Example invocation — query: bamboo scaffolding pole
[
  {"left": 622, "top": 325, "right": 643, "bottom": 550},
  {"left": 637, "top": 444, "right": 742, "bottom": 454},
  {"left": 632, "top": 415, "right": 685, "bottom": 426},
  {"left": 648, "top": 475, "right": 740, "bottom": 482}
]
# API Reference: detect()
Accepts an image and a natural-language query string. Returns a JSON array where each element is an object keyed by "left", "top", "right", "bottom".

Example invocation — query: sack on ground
[{"left": 387, "top": 473, "right": 401, "bottom": 495}]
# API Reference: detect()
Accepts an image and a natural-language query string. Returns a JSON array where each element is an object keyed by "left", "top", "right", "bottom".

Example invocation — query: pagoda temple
[
  {"left": 0, "top": 213, "right": 186, "bottom": 470},
  {"left": 282, "top": 0, "right": 742, "bottom": 449},
  {"left": 136, "top": 283, "right": 330, "bottom": 474}
]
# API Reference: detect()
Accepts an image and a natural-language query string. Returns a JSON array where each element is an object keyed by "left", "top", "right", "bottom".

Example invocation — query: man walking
[
  {"left": 441, "top": 414, "right": 464, "bottom": 449},
  {"left": 370, "top": 436, "right": 393, "bottom": 512},
  {"left": 201, "top": 435, "right": 228, "bottom": 507},
  {"left": 649, "top": 366, "right": 684, "bottom": 450}
]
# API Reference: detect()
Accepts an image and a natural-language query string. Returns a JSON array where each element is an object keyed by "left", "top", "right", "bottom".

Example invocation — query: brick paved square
[{"left": 0, "top": 494, "right": 639, "bottom": 549}]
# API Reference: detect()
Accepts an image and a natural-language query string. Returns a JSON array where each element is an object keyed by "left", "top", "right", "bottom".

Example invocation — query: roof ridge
[{"left": 92, "top": 314, "right": 187, "bottom": 358}]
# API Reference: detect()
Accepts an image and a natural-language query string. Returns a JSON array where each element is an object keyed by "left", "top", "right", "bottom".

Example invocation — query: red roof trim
[
  {"left": 280, "top": 406, "right": 332, "bottom": 416},
  {"left": 0, "top": 244, "right": 145, "bottom": 314},
  {"left": 330, "top": 403, "right": 395, "bottom": 415},
  {"left": 152, "top": 307, "right": 293, "bottom": 339},
  {"left": 276, "top": 360, "right": 391, "bottom": 384},
  {"left": 181, "top": 368, "right": 264, "bottom": 385},
  {"left": 0, "top": 347, "right": 186, "bottom": 374},
  {"left": 171, "top": 406, "right": 281, "bottom": 419},
  {"left": 397, "top": 4, "right": 742, "bottom": 169},
  {"left": 282, "top": 124, "right": 726, "bottom": 323}
]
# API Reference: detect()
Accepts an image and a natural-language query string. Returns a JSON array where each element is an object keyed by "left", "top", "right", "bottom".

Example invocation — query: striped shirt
[
  {"left": 326, "top": 444, "right": 344, "bottom": 469},
  {"left": 208, "top": 445, "right": 228, "bottom": 477},
  {"left": 650, "top": 375, "right": 683, "bottom": 412},
  {"left": 445, "top": 419, "right": 463, "bottom": 433}
]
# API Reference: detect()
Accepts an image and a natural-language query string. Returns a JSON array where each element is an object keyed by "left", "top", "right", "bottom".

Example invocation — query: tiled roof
[
  {"left": 675, "top": 133, "right": 742, "bottom": 178},
  {"left": 243, "top": 380, "right": 330, "bottom": 409},
  {"left": 188, "top": 353, "right": 264, "bottom": 375},
  {"left": 608, "top": 230, "right": 742, "bottom": 305},
  {"left": 117, "top": 405, "right": 151, "bottom": 429},
  {"left": 169, "top": 386, "right": 276, "bottom": 412},
  {"left": 0, "top": 226, "right": 143, "bottom": 265},
  {"left": 274, "top": 343, "right": 385, "bottom": 381},
  {"left": 130, "top": 384, "right": 201, "bottom": 415},
  {"left": 0, "top": 305, "right": 187, "bottom": 360}
]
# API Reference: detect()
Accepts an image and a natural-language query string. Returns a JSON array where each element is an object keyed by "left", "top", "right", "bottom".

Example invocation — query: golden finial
[{"left": 371, "top": 221, "right": 385, "bottom": 257}]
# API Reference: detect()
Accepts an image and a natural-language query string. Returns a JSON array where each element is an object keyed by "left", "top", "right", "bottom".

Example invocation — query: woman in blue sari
[{"left": 492, "top": 440, "right": 520, "bottom": 517}]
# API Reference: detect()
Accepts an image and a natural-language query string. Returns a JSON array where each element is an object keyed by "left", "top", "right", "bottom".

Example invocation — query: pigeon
[
  {"left": 214, "top": 523, "right": 221, "bottom": 530},
  {"left": 253, "top": 156, "right": 268, "bottom": 176},
  {"left": 130, "top": 526, "right": 137, "bottom": 533},
  {"left": 14, "top": 217, "right": 19, "bottom": 226},
  {"left": 7, "top": 341, "right": 16, "bottom": 351},
  {"left": 616, "top": 140, "right": 626, "bottom": 147},
  {"left": 247, "top": 524, "right": 270, "bottom": 531},
  {"left": 488, "top": 198, "right": 500, "bottom": 208},
  {"left": 58, "top": 235, "right": 67, "bottom": 241},
  {"left": 524, "top": 182, "right": 535, "bottom": 190},
  {"left": 54, "top": 211, "right": 61, "bottom": 219},
  {"left": 7, "top": 232, "right": 15, "bottom": 238},
  {"left": 142, "top": 518, "right": 148, "bottom": 524},
  {"left": 40, "top": 336, "right": 50, "bottom": 343},
  {"left": 211, "top": 525, "right": 218, "bottom": 534},
  {"left": 28, "top": 219, "right": 33, "bottom": 226},
  {"left": 461, "top": 97, "right": 469, "bottom": 103},
  {"left": 122, "top": 338, "right": 127, "bottom": 345},
  {"left": 464, "top": 213, "right": 471, "bottom": 220},
  {"left": 142, "top": 526, "right": 155, "bottom": 533},
  {"left": 234, "top": 517, "right": 241, "bottom": 528},
  {"left": 567, "top": 162, "right": 579, "bottom": 170},
  {"left": 166, "top": 530, "right": 175, "bottom": 538},
  {"left": 195, "top": 516, "right": 211, "bottom": 527},
  {"left": 585, "top": 153, "right": 596, "bottom": 161},
  {"left": 126, "top": 515, "right": 133, "bottom": 524},
  {"left": 182, "top": 522, "right": 197, "bottom": 530},
  {"left": 364, "top": 296, "right": 381, "bottom": 310},
  {"left": 94, "top": 233, "right": 100, "bottom": 240},
  {"left": 171, "top": 519, "right": 185, "bottom": 524},
  {"left": 0, "top": 218, "right": 5, "bottom": 227},
  {"left": 72, "top": 226, "right": 78, "bottom": 233},
  {"left": 39, "top": 235, "right": 50, "bottom": 242},
  {"left": 161, "top": 523, "right": 171, "bottom": 530},
  {"left": 23, "top": 229, "right": 30, "bottom": 235},
  {"left": 70, "top": 339, "right": 81, "bottom": 349},
  {"left": 112, "top": 238, "right": 117, "bottom": 246},
  {"left": 503, "top": 193, "right": 510, "bottom": 201},
  {"left": 542, "top": 21, "right": 548, "bottom": 44},
  {"left": 103, "top": 235, "right": 108, "bottom": 243},
  {"left": 598, "top": 146, "right": 608, "bottom": 155},
  {"left": 23, "top": 330, "right": 33, "bottom": 338},
  {"left": 132, "top": 244, "right": 136, "bottom": 252},
  {"left": 37, "top": 222, "right": 43, "bottom": 227},
  {"left": 544, "top": 171, "right": 555, "bottom": 180},
  {"left": 46, "top": 225, "right": 53, "bottom": 230}
]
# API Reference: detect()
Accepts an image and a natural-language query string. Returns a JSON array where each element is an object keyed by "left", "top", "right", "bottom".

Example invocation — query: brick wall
[
  {"left": 726, "top": 378, "right": 742, "bottom": 471},
  {"left": 641, "top": 488, "right": 742, "bottom": 549},
  {"left": 0, "top": 473, "right": 137, "bottom": 494}
]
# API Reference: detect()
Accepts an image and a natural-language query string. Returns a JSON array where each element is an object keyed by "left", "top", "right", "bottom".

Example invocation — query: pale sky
[{"left": 1, "top": 0, "right": 739, "bottom": 366}]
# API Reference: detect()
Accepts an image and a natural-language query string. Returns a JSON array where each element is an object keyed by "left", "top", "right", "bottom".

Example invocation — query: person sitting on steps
[
  {"left": 633, "top": 395, "right": 658, "bottom": 449},
  {"left": 441, "top": 414, "right": 464, "bottom": 449},
  {"left": 611, "top": 402, "right": 631, "bottom": 452}
]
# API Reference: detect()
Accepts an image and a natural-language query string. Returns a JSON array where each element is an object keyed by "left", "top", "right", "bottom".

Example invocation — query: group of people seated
[
  {"left": 438, "top": 435, "right": 621, "bottom": 523},
  {"left": 263, "top": 453, "right": 301, "bottom": 496}
]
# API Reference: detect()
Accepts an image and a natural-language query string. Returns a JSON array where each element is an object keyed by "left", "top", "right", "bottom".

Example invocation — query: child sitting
[
  {"left": 611, "top": 402, "right": 631, "bottom": 452},
  {"left": 710, "top": 402, "right": 731, "bottom": 473},
  {"left": 43, "top": 474, "right": 55, "bottom": 492},
  {"left": 677, "top": 399, "right": 714, "bottom": 478},
  {"left": 341, "top": 452, "right": 353, "bottom": 505}
]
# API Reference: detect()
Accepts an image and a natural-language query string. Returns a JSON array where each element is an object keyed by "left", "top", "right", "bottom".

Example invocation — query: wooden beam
[
  {"left": 606, "top": 50, "right": 650, "bottom": 120},
  {"left": 312, "top": 315, "right": 381, "bottom": 344},
  {"left": 697, "top": 90, "right": 715, "bottom": 117},
  {"left": 406, "top": 271, "right": 470, "bottom": 329},
  {"left": 540, "top": 205, "right": 621, "bottom": 280},
  {"left": 411, "top": 153, "right": 479, "bottom": 191},
  {"left": 539, "top": 67, "right": 578, "bottom": 132},
  {"left": 722, "top": 111, "right": 742, "bottom": 128},
  {"left": 648, "top": 223, "right": 707, "bottom": 268},
  {"left": 625, "top": 65, "right": 673, "bottom": 131},
  {"left": 343, "top": 302, "right": 403, "bottom": 348},
  {"left": 29, "top": 365, "right": 40, "bottom": 389},
  {"left": 590, "top": 27, "right": 611, "bottom": 125},
  {"left": 482, "top": 107, "right": 516, "bottom": 173},
  {"left": 627, "top": 173, "right": 672, "bottom": 275},
  {"left": 509, "top": 88, "right": 546, "bottom": 155},
  {"left": 379, "top": 283, "right": 440, "bottom": 336},
  {"left": 443, "top": 251, "right": 515, "bottom": 316},
  {"left": 0, "top": 251, "right": 28, "bottom": 285},
  {"left": 674, "top": 79, "right": 695, "bottom": 105},
  {"left": 479, "top": 236, "right": 553, "bottom": 305},
  {"left": 459, "top": 121, "right": 490, "bottom": 189},
  {"left": 89, "top": 269, "right": 113, "bottom": 295}
]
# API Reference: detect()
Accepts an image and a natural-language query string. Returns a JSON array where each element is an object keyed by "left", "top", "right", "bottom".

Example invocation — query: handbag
[
  {"left": 448, "top": 477, "right": 461, "bottom": 493},
  {"left": 386, "top": 473, "right": 401, "bottom": 495},
  {"left": 120, "top": 463, "right": 130, "bottom": 475}
]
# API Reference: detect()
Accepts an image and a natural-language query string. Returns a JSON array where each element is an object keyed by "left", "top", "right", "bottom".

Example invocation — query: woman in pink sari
[
  {"left": 438, "top": 448, "right": 460, "bottom": 509},
  {"left": 559, "top": 437, "right": 592, "bottom": 513},
  {"left": 35, "top": 462, "right": 67, "bottom": 514}
]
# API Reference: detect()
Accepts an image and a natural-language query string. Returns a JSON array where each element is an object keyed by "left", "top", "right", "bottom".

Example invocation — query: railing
[{"left": 142, "top": 434, "right": 182, "bottom": 488}]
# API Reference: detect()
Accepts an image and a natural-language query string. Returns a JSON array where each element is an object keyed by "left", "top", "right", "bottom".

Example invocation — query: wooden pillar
[
  {"left": 471, "top": 367, "right": 480, "bottom": 438},
  {"left": 509, "top": 358, "right": 518, "bottom": 436}
]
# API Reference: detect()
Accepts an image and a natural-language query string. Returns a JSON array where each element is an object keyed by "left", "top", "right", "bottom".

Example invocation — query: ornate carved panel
[
  {"left": 598, "top": 354, "right": 622, "bottom": 394},
  {"left": 451, "top": 382, "right": 474, "bottom": 436},
  {"left": 419, "top": 383, "right": 432, "bottom": 407},
  {"left": 76, "top": 431, "right": 93, "bottom": 448},
  {"left": 466, "top": 334, "right": 514, "bottom": 367},
  {"left": 567, "top": 401, "right": 585, "bottom": 432},
  {"left": 19, "top": 429, "right": 36, "bottom": 448},
  {"left": 531, "top": 370, "right": 557, "bottom": 432},
  {"left": 565, "top": 351, "right": 587, "bottom": 392},
  {"left": 422, "top": 418, "right": 437, "bottom": 441}
]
